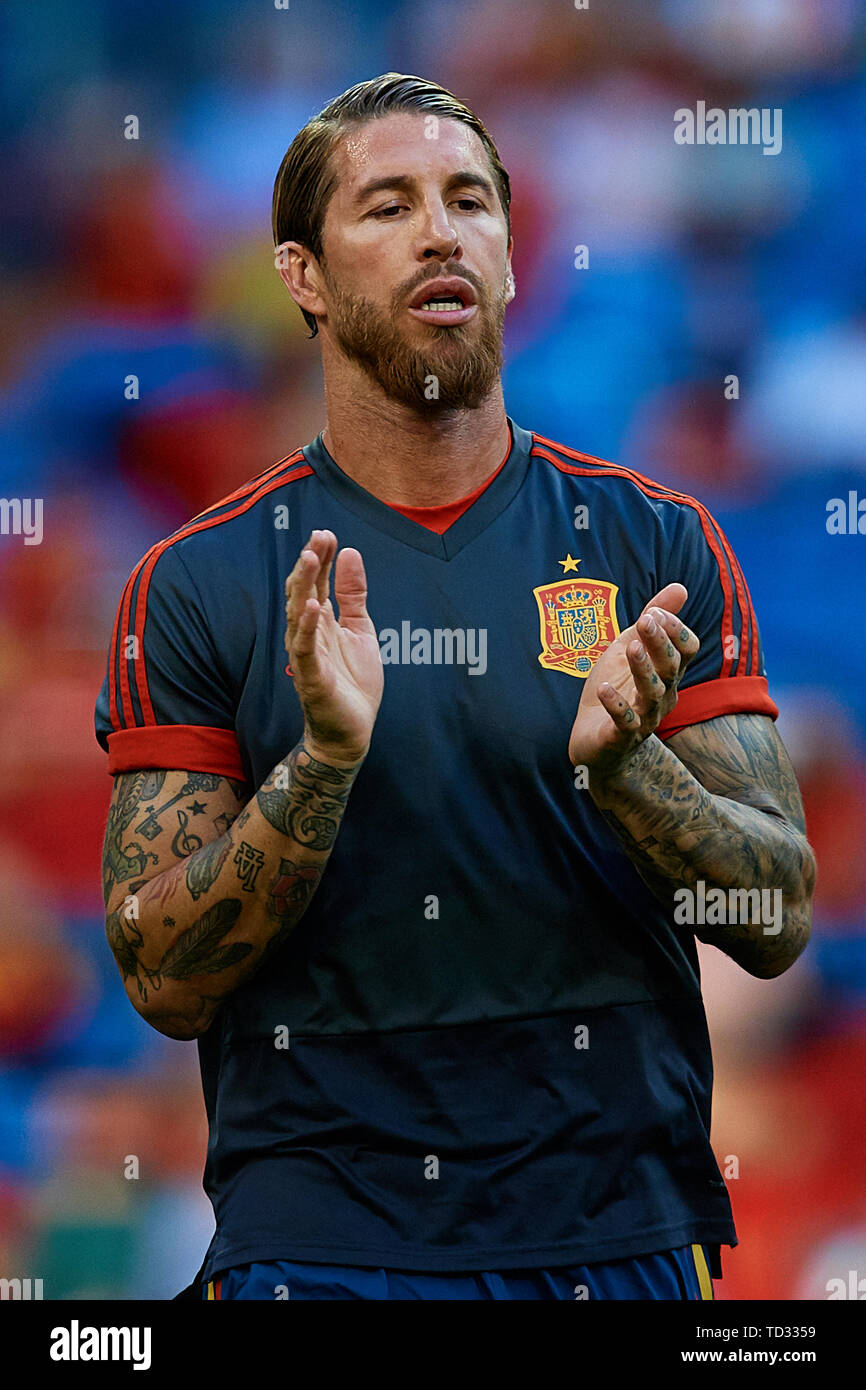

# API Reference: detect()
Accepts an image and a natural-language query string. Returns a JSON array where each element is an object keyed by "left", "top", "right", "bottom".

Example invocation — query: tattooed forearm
[
  {"left": 106, "top": 895, "right": 251, "bottom": 1039},
  {"left": 186, "top": 836, "right": 232, "bottom": 901},
  {"left": 109, "top": 893, "right": 252, "bottom": 995},
  {"left": 102, "top": 770, "right": 167, "bottom": 904},
  {"left": 103, "top": 740, "right": 364, "bottom": 1038},
  {"left": 158, "top": 899, "right": 250, "bottom": 980},
  {"left": 589, "top": 714, "right": 816, "bottom": 979},
  {"left": 259, "top": 857, "right": 323, "bottom": 964},
  {"left": 256, "top": 743, "right": 362, "bottom": 850},
  {"left": 233, "top": 841, "right": 265, "bottom": 890},
  {"left": 102, "top": 770, "right": 250, "bottom": 904}
]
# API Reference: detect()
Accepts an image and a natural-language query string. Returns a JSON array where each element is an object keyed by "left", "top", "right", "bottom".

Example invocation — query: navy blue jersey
[{"left": 95, "top": 418, "right": 777, "bottom": 1278}]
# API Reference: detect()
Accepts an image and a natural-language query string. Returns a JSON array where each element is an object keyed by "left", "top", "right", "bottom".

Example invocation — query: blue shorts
[{"left": 203, "top": 1244, "right": 715, "bottom": 1300}]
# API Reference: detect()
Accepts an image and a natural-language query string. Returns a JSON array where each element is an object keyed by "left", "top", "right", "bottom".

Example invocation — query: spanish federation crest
[{"left": 533, "top": 568, "right": 620, "bottom": 678}]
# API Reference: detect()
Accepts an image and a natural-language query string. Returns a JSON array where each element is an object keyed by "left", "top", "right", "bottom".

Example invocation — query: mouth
[{"left": 408, "top": 278, "right": 479, "bottom": 326}]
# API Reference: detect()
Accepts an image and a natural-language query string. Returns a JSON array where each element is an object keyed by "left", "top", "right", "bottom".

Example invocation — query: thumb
[
  {"left": 640, "top": 582, "right": 688, "bottom": 617},
  {"left": 333, "top": 547, "right": 371, "bottom": 627}
]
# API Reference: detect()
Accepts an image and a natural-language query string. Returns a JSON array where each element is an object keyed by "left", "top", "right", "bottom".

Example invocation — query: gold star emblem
[{"left": 558, "top": 554, "right": 581, "bottom": 573}]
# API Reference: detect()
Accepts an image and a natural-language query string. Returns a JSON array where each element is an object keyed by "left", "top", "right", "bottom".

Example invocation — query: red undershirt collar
[{"left": 384, "top": 424, "right": 513, "bottom": 534}]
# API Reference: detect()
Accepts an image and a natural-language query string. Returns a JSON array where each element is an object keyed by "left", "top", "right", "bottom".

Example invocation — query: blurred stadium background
[{"left": 1, "top": 0, "right": 864, "bottom": 1300}]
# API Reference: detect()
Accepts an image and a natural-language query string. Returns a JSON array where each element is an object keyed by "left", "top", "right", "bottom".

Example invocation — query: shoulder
[
  {"left": 528, "top": 429, "right": 716, "bottom": 533},
  {"left": 147, "top": 447, "right": 315, "bottom": 577}
]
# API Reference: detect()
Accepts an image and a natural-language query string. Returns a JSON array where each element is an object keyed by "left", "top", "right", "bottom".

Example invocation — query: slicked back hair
[{"left": 272, "top": 72, "right": 512, "bottom": 337}]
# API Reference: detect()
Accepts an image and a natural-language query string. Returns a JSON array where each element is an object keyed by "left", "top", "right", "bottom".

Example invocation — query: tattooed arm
[
  {"left": 102, "top": 746, "right": 364, "bottom": 1038},
  {"left": 102, "top": 527, "right": 383, "bottom": 1039},
  {"left": 569, "top": 585, "right": 815, "bottom": 979},
  {"left": 589, "top": 716, "right": 815, "bottom": 978}
]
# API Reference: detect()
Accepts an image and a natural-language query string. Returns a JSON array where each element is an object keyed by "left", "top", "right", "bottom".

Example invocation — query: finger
[
  {"left": 640, "top": 583, "right": 688, "bottom": 618},
  {"left": 289, "top": 530, "right": 335, "bottom": 617},
  {"left": 598, "top": 682, "right": 640, "bottom": 733},
  {"left": 311, "top": 530, "right": 337, "bottom": 606},
  {"left": 635, "top": 610, "right": 681, "bottom": 688},
  {"left": 626, "top": 638, "right": 667, "bottom": 717},
  {"left": 291, "top": 596, "right": 323, "bottom": 668},
  {"left": 285, "top": 531, "right": 315, "bottom": 611},
  {"left": 333, "top": 548, "right": 371, "bottom": 628},
  {"left": 645, "top": 606, "right": 700, "bottom": 675},
  {"left": 287, "top": 551, "right": 317, "bottom": 634},
  {"left": 285, "top": 541, "right": 320, "bottom": 648}
]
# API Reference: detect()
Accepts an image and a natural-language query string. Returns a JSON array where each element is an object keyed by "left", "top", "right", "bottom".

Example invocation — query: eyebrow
[{"left": 352, "top": 170, "right": 496, "bottom": 206}]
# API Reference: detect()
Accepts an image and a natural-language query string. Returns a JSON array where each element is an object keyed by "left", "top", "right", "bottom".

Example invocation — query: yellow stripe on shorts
[
  {"left": 207, "top": 1280, "right": 215, "bottom": 1300},
  {"left": 691, "top": 1243, "right": 714, "bottom": 1300}
]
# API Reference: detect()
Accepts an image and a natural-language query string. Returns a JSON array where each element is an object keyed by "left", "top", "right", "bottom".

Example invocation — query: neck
[{"left": 320, "top": 356, "right": 510, "bottom": 507}]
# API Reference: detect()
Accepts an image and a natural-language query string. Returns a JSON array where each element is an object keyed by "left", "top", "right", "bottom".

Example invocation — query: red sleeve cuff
[
  {"left": 104, "top": 725, "right": 245, "bottom": 779},
  {"left": 656, "top": 675, "right": 778, "bottom": 741}
]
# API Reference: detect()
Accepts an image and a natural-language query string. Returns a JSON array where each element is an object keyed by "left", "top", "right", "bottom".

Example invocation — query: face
[{"left": 291, "top": 112, "right": 513, "bottom": 412}]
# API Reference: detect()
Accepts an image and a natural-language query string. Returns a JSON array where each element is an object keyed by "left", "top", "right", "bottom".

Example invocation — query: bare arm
[
  {"left": 102, "top": 749, "right": 362, "bottom": 1039},
  {"left": 568, "top": 584, "right": 815, "bottom": 979},
  {"left": 102, "top": 527, "right": 383, "bottom": 1039},
  {"left": 589, "top": 715, "right": 815, "bottom": 978}
]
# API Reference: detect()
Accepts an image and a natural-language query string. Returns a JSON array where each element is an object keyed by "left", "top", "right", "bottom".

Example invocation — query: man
[{"left": 95, "top": 73, "right": 815, "bottom": 1301}]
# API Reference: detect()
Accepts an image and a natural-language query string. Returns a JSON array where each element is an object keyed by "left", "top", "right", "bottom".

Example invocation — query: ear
[
  {"left": 275, "top": 241, "right": 327, "bottom": 323},
  {"left": 504, "top": 235, "right": 515, "bottom": 304}
]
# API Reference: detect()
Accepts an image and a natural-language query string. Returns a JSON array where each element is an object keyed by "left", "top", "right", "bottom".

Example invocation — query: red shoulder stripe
[
  {"left": 131, "top": 458, "right": 313, "bottom": 728},
  {"left": 183, "top": 448, "right": 309, "bottom": 522},
  {"left": 531, "top": 437, "right": 749, "bottom": 679},
  {"left": 696, "top": 510, "right": 754, "bottom": 677},
  {"left": 112, "top": 450, "right": 309, "bottom": 729},
  {"left": 109, "top": 451, "right": 311, "bottom": 732},
  {"left": 532, "top": 433, "right": 761, "bottom": 677}
]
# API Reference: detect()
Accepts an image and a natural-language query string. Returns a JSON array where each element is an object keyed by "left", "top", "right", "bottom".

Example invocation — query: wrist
[
  {"left": 300, "top": 732, "right": 369, "bottom": 770},
  {"left": 586, "top": 735, "right": 660, "bottom": 807}
]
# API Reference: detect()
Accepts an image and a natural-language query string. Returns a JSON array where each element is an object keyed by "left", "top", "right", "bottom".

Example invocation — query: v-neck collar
[{"left": 302, "top": 416, "right": 533, "bottom": 559}]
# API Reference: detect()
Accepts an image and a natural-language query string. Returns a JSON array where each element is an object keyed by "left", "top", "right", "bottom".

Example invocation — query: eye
[
  {"left": 454, "top": 198, "right": 482, "bottom": 211},
  {"left": 372, "top": 204, "right": 405, "bottom": 218}
]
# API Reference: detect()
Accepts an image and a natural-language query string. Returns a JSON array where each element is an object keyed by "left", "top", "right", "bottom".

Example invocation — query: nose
[{"left": 417, "top": 199, "right": 462, "bottom": 262}]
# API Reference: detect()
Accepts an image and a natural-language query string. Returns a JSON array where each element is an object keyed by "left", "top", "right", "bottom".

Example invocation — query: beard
[{"left": 323, "top": 266, "right": 507, "bottom": 412}]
